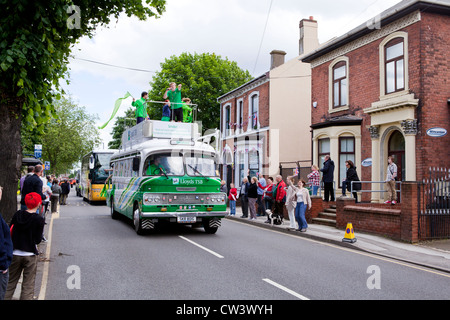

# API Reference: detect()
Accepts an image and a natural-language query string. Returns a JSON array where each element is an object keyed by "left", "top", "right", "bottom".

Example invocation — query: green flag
[{"left": 98, "top": 92, "right": 132, "bottom": 129}]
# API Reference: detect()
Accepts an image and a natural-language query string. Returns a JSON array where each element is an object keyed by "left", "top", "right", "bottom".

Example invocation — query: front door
[{"left": 388, "top": 130, "right": 405, "bottom": 201}]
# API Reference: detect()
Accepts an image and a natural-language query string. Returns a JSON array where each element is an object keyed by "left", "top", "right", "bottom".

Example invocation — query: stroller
[{"left": 266, "top": 208, "right": 283, "bottom": 226}]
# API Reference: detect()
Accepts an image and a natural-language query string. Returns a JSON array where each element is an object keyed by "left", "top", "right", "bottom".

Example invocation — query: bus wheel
[
  {"left": 203, "top": 218, "right": 220, "bottom": 234},
  {"left": 110, "top": 197, "right": 120, "bottom": 220},
  {"left": 133, "top": 204, "right": 145, "bottom": 235}
]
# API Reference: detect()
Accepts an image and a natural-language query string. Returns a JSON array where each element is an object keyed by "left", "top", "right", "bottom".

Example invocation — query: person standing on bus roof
[
  {"left": 161, "top": 100, "right": 171, "bottom": 122},
  {"left": 163, "top": 83, "right": 183, "bottom": 122},
  {"left": 182, "top": 98, "right": 193, "bottom": 123},
  {"left": 132, "top": 92, "right": 149, "bottom": 124}
]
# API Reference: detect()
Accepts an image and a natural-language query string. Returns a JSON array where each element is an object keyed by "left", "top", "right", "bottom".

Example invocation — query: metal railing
[
  {"left": 350, "top": 180, "right": 402, "bottom": 196},
  {"left": 315, "top": 180, "right": 402, "bottom": 202}
]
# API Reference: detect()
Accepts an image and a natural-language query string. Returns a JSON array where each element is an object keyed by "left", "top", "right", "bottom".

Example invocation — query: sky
[{"left": 62, "top": 0, "right": 402, "bottom": 147}]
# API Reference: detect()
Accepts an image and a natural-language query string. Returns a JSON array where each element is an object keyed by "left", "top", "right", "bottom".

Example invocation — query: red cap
[{"left": 25, "top": 192, "right": 42, "bottom": 209}]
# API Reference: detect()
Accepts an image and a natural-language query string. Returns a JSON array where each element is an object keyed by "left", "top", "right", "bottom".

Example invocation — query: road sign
[
  {"left": 34, "top": 144, "right": 42, "bottom": 159},
  {"left": 44, "top": 161, "right": 50, "bottom": 171}
]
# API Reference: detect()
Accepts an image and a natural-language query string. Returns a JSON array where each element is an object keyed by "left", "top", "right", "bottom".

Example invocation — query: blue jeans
[
  {"left": 295, "top": 202, "right": 308, "bottom": 230},
  {"left": 312, "top": 185, "right": 319, "bottom": 196},
  {"left": 229, "top": 200, "right": 236, "bottom": 215}
]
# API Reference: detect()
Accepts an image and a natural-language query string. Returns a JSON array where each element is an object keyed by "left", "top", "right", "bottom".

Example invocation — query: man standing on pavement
[
  {"left": 385, "top": 155, "right": 398, "bottom": 205},
  {"left": 320, "top": 155, "right": 335, "bottom": 202},
  {"left": 239, "top": 177, "right": 249, "bottom": 218},
  {"left": 273, "top": 175, "right": 286, "bottom": 219},
  {"left": 20, "top": 165, "right": 45, "bottom": 211}
]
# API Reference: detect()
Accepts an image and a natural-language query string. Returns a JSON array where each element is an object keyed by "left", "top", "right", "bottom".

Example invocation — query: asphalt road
[{"left": 41, "top": 192, "right": 450, "bottom": 301}]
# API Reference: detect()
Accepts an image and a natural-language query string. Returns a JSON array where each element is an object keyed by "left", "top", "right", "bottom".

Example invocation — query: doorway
[
  {"left": 388, "top": 130, "right": 405, "bottom": 202},
  {"left": 388, "top": 130, "right": 405, "bottom": 181}
]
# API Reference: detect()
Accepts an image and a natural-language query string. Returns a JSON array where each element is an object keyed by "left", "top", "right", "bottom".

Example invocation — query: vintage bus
[
  {"left": 80, "top": 150, "right": 117, "bottom": 202},
  {"left": 106, "top": 120, "right": 226, "bottom": 235}
]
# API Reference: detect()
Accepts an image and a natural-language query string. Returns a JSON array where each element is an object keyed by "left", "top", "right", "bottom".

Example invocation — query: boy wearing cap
[{"left": 5, "top": 192, "right": 45, "bottom": 300}]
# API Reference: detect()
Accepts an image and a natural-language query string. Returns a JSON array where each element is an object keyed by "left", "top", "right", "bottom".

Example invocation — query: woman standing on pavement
[
  {"left": 285, "top": 176, "right": 298, "bottom": 230},
  {"left": 288, "top": 178, "right": 311, "bottom": 232},
  {"left": 247, "top": 176, "right": 258, "bottom": 220}
]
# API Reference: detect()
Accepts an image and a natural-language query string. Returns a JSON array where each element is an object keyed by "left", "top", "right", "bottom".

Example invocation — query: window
[
  {"left": 339, "top": 137, "right": 355, "bottom": 187},
  {"left": 385, "top": 38, "right": 404, "bottom": 94},
  {"left": 333, "top": 61, "right": 347, "bottom": 107},
  {"left": 185, "top": 153, "right": 219, "bottom": 177},
  {"left": 144, "top": 153, "right": 184, "bottom": 176},
  {"left": 225, "top": 105, "right": 231, "bottom": 135},
  {"left": 238, "top": 100, "right": 244, "bottom": 132},
  {"left": 318, "top": 138, "right": 330, "bottom": 170},
  {"left": 250, "top": 94, "right": 259, "bottom": 130}
]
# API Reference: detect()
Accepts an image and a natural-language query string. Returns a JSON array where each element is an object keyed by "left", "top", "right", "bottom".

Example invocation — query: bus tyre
[
  {"left": 110, "top": 198, "right": 120, "bottom": 220},
  {"left": 133, "top": 204, "right": 145, "bottom": 235},
  {"left": 203, "top": 218, "right": 220, "bottom": 234}
]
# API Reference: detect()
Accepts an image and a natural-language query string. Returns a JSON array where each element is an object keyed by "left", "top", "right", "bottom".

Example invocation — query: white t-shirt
[{"left": 296, "top": 190, "right": 304, "bottom": 203}]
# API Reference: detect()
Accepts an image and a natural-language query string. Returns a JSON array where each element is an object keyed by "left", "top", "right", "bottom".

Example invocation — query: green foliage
[
  {"left": 0, "top": 0, "right": 166, "bottom": 132},
  {"left": 147, "top": 52, "right": 253, "bottom": 131},
  {"left": 41, "top": 97, "right": 101, "bottom": 175}
]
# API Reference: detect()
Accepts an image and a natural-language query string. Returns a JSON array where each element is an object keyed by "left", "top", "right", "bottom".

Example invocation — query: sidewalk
[{"left": 225, "top": 206, "right": 450, "bottom": 274}]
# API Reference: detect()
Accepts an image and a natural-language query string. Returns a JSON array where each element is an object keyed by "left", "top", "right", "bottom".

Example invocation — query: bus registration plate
[{"left": 177, "top": 217, "right": 196, "bottom": 224}]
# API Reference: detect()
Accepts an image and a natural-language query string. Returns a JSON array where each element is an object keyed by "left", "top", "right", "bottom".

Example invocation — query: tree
[
  {"left": 147, "top": 52, "right": 253, "bottom": 131},
  {"left": 42, "top": 97, "right": 101, "bottom": 176},
  {"left": 108, "top": 108, "right": 136, "bottom": 150},
  {"left": 0, "top": 0, "right": 166, "bottom": 222}
]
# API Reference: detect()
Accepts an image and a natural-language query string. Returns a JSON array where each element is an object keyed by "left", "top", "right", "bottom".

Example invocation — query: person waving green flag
[{"left": 98, "top": 92, "right": 132, "bottom": 129}]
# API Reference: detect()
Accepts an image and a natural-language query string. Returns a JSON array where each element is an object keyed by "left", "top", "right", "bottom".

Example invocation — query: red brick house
[{"left": 302, "top": 0, "right": 450, "bottom": 203}]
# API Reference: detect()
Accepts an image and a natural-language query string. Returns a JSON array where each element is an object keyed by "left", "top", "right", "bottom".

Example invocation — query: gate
[{"left": 418, "top": 167, "right": 450, "bottom": 240}]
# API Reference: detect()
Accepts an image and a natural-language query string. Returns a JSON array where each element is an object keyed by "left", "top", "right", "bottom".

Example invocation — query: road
[{"left": 39, "top": 192, "right": 450, "bottom": 301}]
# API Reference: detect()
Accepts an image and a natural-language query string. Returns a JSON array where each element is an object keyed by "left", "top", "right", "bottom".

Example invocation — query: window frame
[
  {"left": 332, "top": 61, "right": 347, "bottom": 108},
  {"left": 384, "top": 38, "right": 405, "bottom": 94},
  {"left": 328, "top": 56, "right": 349, "bottom": 113},
  {"left": 338, "top": 136, "right": 355, "bottom": 186}
]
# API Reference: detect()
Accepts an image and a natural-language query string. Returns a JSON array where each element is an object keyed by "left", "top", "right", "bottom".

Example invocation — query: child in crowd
[
  {"left": 228, "top": 183, "right": 237, "bottom": 216},
  {"left": 161, "top": 100, "right": 171, "bottom": 121}
]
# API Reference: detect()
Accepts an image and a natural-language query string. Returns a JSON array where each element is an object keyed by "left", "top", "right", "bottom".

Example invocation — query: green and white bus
[{"left": 106, "top": 120, "right": 226, "bottom": 235}]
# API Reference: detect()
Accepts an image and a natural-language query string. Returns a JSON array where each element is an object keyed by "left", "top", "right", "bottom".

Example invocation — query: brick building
[
  {"left": 302, "top": 0, "right": 450, "bottom": 202},
  {"left": 218, "top": 18, "right": 319, "bottom": 187}
]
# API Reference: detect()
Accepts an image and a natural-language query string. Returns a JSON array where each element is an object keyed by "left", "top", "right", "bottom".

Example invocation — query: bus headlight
[
  {"left": 143, "top": 194, "right": 163, "bottom": 205},
  {"left": 208, "top": 194, "right": 226, "bottom": 204}
]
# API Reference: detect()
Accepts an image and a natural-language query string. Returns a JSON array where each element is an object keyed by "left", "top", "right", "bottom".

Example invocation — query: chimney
[
  {"left": 270, "top": 50, "right": 287, "bottom": 70},
  {"left": 299, "top": 16, "right": 319, "bottom": 55}
]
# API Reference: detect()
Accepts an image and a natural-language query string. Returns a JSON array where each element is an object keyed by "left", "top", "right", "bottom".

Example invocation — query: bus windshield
[
  {"left": 185, "top": 153, "right": 219, "bottom": 177},
  {"left": 144, "top": 153, "right": 184, "bottom": 176},
  {"left": 93, "top": 153, "right": 113, "bottom": 183}
]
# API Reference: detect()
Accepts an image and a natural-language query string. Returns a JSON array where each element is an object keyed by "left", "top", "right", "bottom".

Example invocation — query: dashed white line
[
  {"left": 179, "top": 236, "right": 224, "bottom": 259},
  {"left": 263, "top": 278, "right": 310, "bottom": 300}
]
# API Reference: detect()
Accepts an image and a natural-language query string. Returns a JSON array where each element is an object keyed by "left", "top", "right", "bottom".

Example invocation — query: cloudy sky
[{"left": 62, "top": 0, "right": 402, "bottom": 146}]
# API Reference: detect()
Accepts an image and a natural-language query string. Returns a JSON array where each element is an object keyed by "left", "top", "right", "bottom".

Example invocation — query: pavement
[{"left": 225, "top": 207, "right": 450, "bottom": 274}]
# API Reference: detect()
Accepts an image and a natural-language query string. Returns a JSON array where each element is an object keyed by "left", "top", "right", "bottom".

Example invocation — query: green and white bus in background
[{"left": 106, "top": 120, "right": 226, "bottom": 235}]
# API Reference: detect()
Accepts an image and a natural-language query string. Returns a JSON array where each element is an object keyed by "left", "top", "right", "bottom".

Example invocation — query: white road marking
[
  {"left": 263, "top": 278, "right": 310, "bottom": 300},
  {"left": 38, "top": 211, "right": 59, "bottom": 300},
  {"left": 179, "top": 236, "right": 224, "bottom": 259}
]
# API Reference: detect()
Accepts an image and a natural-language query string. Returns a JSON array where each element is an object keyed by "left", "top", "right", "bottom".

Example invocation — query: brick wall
[
  {"left": 310, "top": 11, "right": 450, "bottom": 182},
  {"left": 415, "top": 12, "right": 450, "bottom": 179},
  {"left": 328, "top": 182, "right": 420, "bottom": 243}
]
